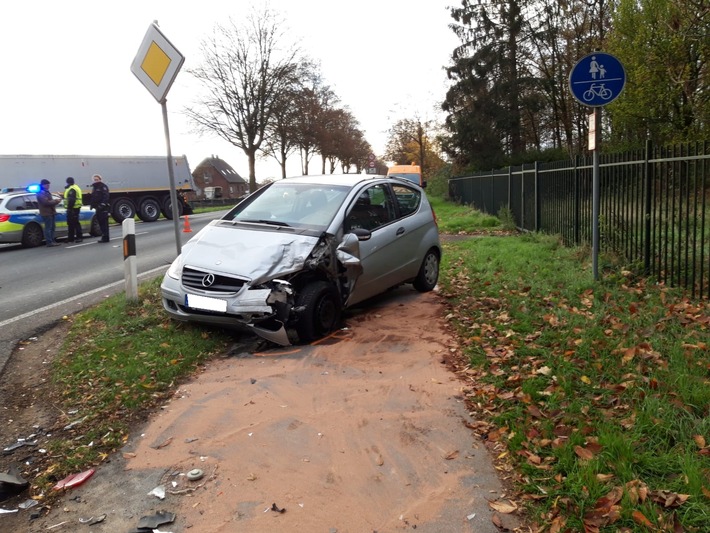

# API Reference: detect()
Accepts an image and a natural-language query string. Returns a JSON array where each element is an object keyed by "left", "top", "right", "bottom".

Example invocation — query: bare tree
[
  {"left": 261, "top": 60, "right": 316, "bottom": 179},
  {"left": 184, "top": 6, "right": 299, "bottom": 192},
  {"left": 292, "top": 73, "right": 338, "bottom": 175}
]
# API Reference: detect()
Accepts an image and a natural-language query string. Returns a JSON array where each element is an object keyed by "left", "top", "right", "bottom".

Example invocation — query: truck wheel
[
  {"left": 21, "top": 223, "right": 44, "bottom": 247},
  {"left": 161, "top": 196, "right": 184, "bottom": 220},
  {"left": 295, "top": 281, "right": 341, "bottom": 343},
  {"left": 112, "top": 197, "right": 136, "bottom": 223},
  {"left": 138, "top": 197, "right": 161, "bottom": 222}
]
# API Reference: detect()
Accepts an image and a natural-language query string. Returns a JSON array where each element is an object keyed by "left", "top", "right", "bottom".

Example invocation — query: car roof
[{"left": 274, "top": 174, "right": 389, "bottom": 188}]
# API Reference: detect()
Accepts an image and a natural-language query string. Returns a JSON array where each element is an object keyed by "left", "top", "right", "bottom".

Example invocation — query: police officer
[
  {"left": 90, "top": 174, "right": 111, "bottom": 243},
  {"left": 64, "top": 177, "right": 83, "bottom": 243}
]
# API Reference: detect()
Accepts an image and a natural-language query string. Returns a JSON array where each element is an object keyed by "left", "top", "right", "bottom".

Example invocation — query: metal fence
[{"left": 448, "top": 140, "right": 710, "bottom": 299}]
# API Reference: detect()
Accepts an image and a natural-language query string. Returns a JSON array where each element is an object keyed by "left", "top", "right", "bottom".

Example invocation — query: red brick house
[{"left": 192, "top": 156, "right": 248, "bottom": 199}]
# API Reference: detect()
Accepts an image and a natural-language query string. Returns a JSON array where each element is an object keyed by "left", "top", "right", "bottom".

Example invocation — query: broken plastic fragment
[
  {"left": 79, "top": 513, "right": 106, "bottom": 524},
  {"left": 271, "top": 502, "right": 286, "bottom": 513},
  {"left": 136, "top": 510, "right": 176, "bottom": 529},
  {"left": 52, "top": 468, "right": 95, "bottom": 491},
  {"left": 0, "top": 469, "right": 30, "bottom": 502},
  {"left": 63, "top": 416, "right": 88, "bottom": 430},
  {"left": 148, "top": 485, "right": 166, "bottom": 499},
  {"left": 3, "top": 440, "right": 38, "bottom": 453},
  {"left": 18, "top": 499, "right": 39, "bottom": 509}
]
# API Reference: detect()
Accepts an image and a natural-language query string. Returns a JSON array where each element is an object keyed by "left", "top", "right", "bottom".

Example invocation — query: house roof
[{"left": 194, "top": 156, "right": 246, "bottom": 184}]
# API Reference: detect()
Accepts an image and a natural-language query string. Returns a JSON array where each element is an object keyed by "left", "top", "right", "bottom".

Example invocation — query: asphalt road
[{"left": 0, "top": 211, "right": 225, "bottom": 375}]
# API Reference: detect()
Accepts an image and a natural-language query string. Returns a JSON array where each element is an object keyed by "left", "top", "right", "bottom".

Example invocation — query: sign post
[
  {"left": 569, "top": 52, "right": 626, "bottom": 281},
  {"left": 366, "top": 153, "right": 377, "bottom": 174},
  {"left": 131, "top": 22, "right": 185, "bottom": 255}
]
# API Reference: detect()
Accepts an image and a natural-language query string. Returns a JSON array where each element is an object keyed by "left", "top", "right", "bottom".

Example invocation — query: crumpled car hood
[{"left": 181, "top": 224, "right": 320, "bottom": 285}]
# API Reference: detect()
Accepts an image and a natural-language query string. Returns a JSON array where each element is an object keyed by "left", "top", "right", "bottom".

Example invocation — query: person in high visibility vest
[{"left": 64, "top": 176, "right": 83, "bottom": 243}]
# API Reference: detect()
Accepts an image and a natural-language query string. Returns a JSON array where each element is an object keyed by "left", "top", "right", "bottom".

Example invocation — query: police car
[{"left": 0, "top": 186, "right": 100, "bottom": 247}]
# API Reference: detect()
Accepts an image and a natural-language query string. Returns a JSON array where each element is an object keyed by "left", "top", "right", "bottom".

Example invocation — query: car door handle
[{"left": 396, "top": 227, "right": 405, "bottom": 236}]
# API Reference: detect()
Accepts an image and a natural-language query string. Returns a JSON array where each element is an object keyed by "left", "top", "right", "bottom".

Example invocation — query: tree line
[
  {"left": 183, "top": 6, "right": 374, "bottom": 193},
  {"left": 442, "top": 0, "right": 709, "bottom": 173},
  {"left": 183, "top": 2, "right": 707, "bottom": 188}
]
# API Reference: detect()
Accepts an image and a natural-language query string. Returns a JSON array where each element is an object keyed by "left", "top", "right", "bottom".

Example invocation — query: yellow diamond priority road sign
[{"left": 131, "top": 23, "right": 184, "bottom": 103}]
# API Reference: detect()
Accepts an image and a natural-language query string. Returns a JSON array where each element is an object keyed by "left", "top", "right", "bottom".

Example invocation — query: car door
[{"left": 344, "top": 183, "right": 422, "bottom": 305}]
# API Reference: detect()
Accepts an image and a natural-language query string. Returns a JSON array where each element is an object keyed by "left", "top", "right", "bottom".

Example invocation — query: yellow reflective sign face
[
  {"left": 142, "top": 41, "right": 171, "bottom": 86},
  {"left": 131, "top": 23, "right": 184, "bottom": 103}
]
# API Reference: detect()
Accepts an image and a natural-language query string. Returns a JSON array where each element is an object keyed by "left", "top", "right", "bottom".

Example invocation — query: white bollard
[{"left": 122, "top": 218, "right": 138, "bottom": 301}]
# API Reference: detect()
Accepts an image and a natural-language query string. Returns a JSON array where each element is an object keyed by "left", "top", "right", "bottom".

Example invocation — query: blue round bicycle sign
[{"left": 569, "top": 52, "right": 626, "bottom": 107}]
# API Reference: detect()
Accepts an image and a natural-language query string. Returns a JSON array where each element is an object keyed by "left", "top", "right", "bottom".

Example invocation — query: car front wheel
[
  {"left": 412, "top": 249, "right": 440, "bottom": 292},
  {"left": 295, "top": 281, "right": 341, "bottom": 343}
]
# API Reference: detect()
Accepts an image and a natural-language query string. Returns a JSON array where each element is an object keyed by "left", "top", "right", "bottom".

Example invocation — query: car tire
[
  {"left": 21, "top": 222, "right": 44, "bottom": 248},
  {"left": 295, "top": 281, "right": 341, "bottom": 343},
  {"left": 412, "top": 249, "right": 440, "bottom": 292}
]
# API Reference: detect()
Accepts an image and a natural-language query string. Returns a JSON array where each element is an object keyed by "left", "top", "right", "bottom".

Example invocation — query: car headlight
[{"left": 167, "top": 256, "right": 184, "bottom": 280}]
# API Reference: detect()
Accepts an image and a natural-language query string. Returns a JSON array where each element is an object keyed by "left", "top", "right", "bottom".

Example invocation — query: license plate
[{"left": 186, "top": 294, "right": 227, "bottom": 312}]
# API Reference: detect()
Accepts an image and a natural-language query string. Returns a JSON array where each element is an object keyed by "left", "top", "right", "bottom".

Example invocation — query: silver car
[{"left": 161, "top": 174, "right": 441, "bottom": 345}]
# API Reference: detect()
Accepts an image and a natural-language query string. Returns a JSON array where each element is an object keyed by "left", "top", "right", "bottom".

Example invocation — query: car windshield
[{"left": 224, "top": 182, "right": 350, "bottom": 230}]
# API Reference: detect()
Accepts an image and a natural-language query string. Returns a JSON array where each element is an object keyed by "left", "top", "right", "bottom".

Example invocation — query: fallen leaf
[
  {"left": 488, "top": 499, "right": 517, "bottom": 513},
  {"left": 574, "top": 445, "right": 595, "bottom": 461},
  {"left": 631, "top": 510, "right": 653, "bottom": 527}
]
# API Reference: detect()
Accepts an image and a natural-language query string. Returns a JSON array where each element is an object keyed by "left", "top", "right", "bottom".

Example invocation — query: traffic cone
[{"left": 182, "top": 215, "right": 192, "bottom": 233}]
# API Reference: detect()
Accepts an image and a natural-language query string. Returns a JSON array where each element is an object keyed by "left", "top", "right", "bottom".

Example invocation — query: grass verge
[{"left": 438, "top": 231, "right": 710, "bottom": 532}]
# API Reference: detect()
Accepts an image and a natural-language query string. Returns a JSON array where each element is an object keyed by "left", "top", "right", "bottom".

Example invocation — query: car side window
[
  {"left": 391, "top": 184, "right": 421, "bottom": 217},
  {"left": 6, "top": 196, "right": 35, "bottom": 211},
  {"left": 6, "top": 197, "right": 24, "bottom": 210},
  {"left": 345, "top": 184, "right": 395, "bottom": 232}
]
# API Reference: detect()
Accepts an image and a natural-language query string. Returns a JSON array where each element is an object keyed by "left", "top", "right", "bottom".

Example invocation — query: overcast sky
[{"left": 0, "top": 0, "right": 459, "bottom": 180}]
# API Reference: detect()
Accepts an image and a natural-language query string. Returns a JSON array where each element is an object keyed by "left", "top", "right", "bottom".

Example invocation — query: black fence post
[
  {"left": 643, "top": 139, "right": 653, "bottom": 275},
  {"left": 518, "top": 166, "right": 524, "bottom": 230},
  {"left": 574, "top": 155, "right": 580, "bottom": 245},
  {"left": 534, "top": 161, "right": 540, "bottom": 232}
]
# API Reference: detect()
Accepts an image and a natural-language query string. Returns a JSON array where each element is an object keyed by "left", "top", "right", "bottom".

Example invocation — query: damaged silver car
[{"left": 161, "top": 174, "right": 441, "bottom": 345}]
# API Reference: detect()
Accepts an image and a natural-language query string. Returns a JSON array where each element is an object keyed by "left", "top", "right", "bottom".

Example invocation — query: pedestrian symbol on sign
[{"left": 569, "top": 52, "right": 625, "bottom": 107}]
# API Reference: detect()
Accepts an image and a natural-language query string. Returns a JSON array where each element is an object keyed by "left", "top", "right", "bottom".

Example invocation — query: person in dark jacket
[
  {"left": 63, "top": 177, "right": 83, "bottom": 243},
  {"left": 36, "top": 179, "right": 62, "bottom": 247},
  {"left": 90, "top": 174, "right": 111, "bottom": 243}
]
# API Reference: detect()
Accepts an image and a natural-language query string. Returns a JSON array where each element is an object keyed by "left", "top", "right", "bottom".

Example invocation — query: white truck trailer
[{"left": 0, "top": 155, "right": 197, "bottom": 223}]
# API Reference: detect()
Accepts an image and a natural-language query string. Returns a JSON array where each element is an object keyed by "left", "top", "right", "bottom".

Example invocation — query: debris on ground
[
  {"left": 0, "top": 467, "right": 29, "bottom": 501},
  {"left": 52, "top": 468, "right": 95, "bottom": 491},
  {"left": 79, "top": 513, "right": 106, "bottom": 525},
  {"left": 148, "top": 485, "right": 166, "bottom": 499},
  {"left": 136, "top": 510, "right": 176, "bottom": 529}
]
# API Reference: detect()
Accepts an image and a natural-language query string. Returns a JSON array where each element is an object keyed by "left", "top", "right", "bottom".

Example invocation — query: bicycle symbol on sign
[{"left": 583, "top": 83, "right": 612, "bottom": 102}]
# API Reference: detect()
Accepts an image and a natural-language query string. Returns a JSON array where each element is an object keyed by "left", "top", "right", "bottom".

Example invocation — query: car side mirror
[{"left": 350, "top": 227, "right": 372, "bottom": 241}]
